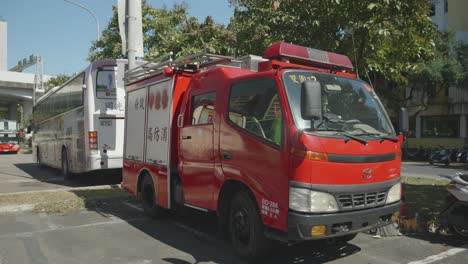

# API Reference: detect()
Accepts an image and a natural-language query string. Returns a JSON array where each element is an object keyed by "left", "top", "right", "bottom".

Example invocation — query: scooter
[
  {"left": 439, "top": 172, "right": 468, "bottom": 240},
  {"left": 429, "top": 148, "right": 451, "bottom": 166}
]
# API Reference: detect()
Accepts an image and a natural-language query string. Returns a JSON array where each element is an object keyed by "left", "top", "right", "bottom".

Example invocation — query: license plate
[{"left": 100, "top": 120, "right": 112, "bottom": 126}]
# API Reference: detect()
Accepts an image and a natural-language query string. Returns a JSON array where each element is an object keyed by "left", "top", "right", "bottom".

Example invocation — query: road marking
[
  {"left": 39, "top": 213, "right": 61, "bottom": 231},
  {"left": 173, "top": 222, "right": 217, "bottom": 242},
  {"left": 122, "top": 202, "right": 217, "bottom": 243},
  {"left": 407, "top": 245, "right": 468, "bottom": 264},
  {"left": 0, "top": 204, "right": 34, "bottom": 213},
  {"left": 123, "top": 202, "right": 143, "bottom": 212},
  {"left": 0, "top": 216, "right": 147, "bottom": 239}
]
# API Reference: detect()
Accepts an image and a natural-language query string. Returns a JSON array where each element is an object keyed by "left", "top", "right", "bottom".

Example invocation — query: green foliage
[
  {"left": 88, "top": 2, "right": 234, "bottom": 62},
  {"left": 411, "top": 32, "right": 466, "bottom": 87},
  {"left": 230, "top": 0, "right": 436, "bottom": 84},
  {"left": 44, "top": 74, "right": 72, "bottom": 92}
]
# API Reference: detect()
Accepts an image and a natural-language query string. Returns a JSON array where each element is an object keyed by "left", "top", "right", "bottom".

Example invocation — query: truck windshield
[
  {"left": 282, "top": 71, "right": 394, "bottom": 136},
  {"left": 0, "top": 134, "right": 19, "bottom": 144}
]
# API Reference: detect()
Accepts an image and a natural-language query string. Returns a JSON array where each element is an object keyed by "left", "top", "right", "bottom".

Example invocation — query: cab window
[
  {"left": 191, "top": 92, "right": 216, "bottom": 125},
  {"left": 228, "top": 79, "right": 283, "bottom": 146}
]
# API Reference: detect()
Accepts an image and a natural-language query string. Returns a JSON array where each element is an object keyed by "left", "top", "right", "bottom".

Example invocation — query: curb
[
  {"left": 0, "top": 184, "right": 122, "bottom": 197},
  {"left": 0, "top": 184, "right": 124, "bottom": 214}
]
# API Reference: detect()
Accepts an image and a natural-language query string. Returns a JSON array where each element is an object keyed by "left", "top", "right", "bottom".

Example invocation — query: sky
[{"left": 0, "top": 0, "right": 234, "bottom": 76}]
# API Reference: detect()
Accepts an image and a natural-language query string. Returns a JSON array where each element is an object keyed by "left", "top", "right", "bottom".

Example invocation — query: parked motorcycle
[
  {"left": 456, "top": 149, "right": 468, "bottom": 163},
  {"left": 429, "top": 148, "right": 451, "bottom": 166},
  {"left": 439, "top": 172, "right": 468, "bottom": 240}
]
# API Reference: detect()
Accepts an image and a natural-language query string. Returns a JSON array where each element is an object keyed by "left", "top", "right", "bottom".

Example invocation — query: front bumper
[{"left": 287, "top": 201, "right": 401, "bottom": 241}]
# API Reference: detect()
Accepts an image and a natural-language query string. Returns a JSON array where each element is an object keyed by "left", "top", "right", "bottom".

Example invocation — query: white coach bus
[{"left": 33, "top": 59, "right": 127, "bottom": 177}]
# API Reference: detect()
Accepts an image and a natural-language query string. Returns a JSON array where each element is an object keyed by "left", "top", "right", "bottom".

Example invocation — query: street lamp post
[{"left": 64, "top": 0, "right": 100, "bottom": 41}]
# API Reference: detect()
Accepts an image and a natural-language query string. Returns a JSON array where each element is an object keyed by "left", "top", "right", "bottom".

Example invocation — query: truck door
[{"left": 179, "top": 91, "right": 216, "bottom": 209}]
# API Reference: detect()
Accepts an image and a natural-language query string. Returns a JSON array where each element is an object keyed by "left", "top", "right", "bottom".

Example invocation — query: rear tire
[
  {"left": 141, "top": 174, "right": 164, "bottom": 219},
  {"left": 229, "top": 190, "right": 271, "bottom": 263},
  {"left": 61, "top": 149, "right": 71, "bottom": 179}
]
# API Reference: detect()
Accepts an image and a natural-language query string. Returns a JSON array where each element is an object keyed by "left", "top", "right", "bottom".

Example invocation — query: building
[{"left": 406, "top": 0, "right": 468, "bottom": 149}]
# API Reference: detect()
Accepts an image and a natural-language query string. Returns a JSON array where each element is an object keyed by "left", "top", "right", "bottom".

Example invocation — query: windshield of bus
[
  {"left": 282, "top": 70, "right": 394, "bottom": 137},
  {"left": 0, "top": 133, "right": 19, "bottom": 144}
]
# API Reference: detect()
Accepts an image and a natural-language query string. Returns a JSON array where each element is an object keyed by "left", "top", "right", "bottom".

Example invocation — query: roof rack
[
  {"left": 172, "top": 51, "right": 238, "bottom": 72},
  {"left": 125, "top": 52, "right": 173, "bottom": 84},
  {"left": 125, "top": 50, "right": 239, "bottom": 84}
]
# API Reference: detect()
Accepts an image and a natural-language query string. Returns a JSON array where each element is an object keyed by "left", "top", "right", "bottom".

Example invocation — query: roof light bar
[{"left": 263, "top": 42, "right": 354, "bottom": 71}]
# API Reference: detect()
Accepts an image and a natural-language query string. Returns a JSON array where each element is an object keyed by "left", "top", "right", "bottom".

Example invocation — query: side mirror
[
  {"left": 301, "top": 80, "right": 322, "bottom": 120},
  {"left": 82, "top": 84, "right": 87, "bottom": 89},
  {"left": 399, "top": 107, "right": 409, "bottom": 134}
]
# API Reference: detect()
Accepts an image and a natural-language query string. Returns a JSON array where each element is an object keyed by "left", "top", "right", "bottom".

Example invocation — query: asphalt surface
[
  {"left": 1, "top": 153, "right": 468, "bottom": 263},
  {"left": 0, "top": 153, "right": 121, "bottom": 194},
  {"left": 0, "top": 202, "right": 467, "bottom": 264}
]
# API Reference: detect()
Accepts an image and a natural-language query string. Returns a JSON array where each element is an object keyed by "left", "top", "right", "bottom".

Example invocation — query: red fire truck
[{"left": 122, "top": 42, "right": 407, "bottom": 261}]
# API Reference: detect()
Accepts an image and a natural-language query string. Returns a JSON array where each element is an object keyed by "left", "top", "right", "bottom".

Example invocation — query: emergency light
[{"left": 263, "top": 42, "right": 354, "bottom": 71}]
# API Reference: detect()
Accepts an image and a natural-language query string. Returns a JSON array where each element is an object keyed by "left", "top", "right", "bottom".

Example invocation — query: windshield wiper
[
  {"left": 352, "top": 132, "right": 398, "bottom": 143},
  {"left": 315, "top": 128, "right": 368, "bottom": 145}
]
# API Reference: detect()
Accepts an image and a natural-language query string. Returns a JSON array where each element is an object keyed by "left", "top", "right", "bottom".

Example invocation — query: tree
[
  {"left": 88, "top": 2, "right": 234, "bottom": 62},
  {"left": 229, "top": 0, "right": 436, "bottom": 84},
  {"left": 396, "top": 31, "right": 468, "bottom": 113},
  {"left": 44, "top": 74, "right": 72, "bottom": 92}
]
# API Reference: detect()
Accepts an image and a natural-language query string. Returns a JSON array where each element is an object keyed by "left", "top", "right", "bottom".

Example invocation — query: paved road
[
  {"left": 0, "top": 153, "right": 121, "bottom": 194},
  {"left": 402, "top": 162, "right": 468, "bottom": 179},
  {"left": 0, "top": 153, "right": 463, "bottom": 194},
  {"left": 0, "top": 203, "right": 467, "bottom": 264}
]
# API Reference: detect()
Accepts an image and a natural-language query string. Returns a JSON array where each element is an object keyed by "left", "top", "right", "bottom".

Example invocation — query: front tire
[
  {"left": 229, "top": 190, "right": 271, "bottom": 262},
  {"left": 141, "top": 174, "right": 164, "bottom": 219}
]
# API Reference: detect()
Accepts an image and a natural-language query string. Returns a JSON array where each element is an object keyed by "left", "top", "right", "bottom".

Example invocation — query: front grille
[{"left": 337, "top": 191, "right": 387, "bottom": 210}]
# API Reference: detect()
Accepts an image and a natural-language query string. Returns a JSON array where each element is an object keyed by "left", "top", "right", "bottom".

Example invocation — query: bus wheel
[
  {"left": 229, "top": 190, "right": 271, "bottom": 262},
  {"left": 141, "top": 174, "right": 164, "bottom": 219},
  {"left": 61, "top": 149, "right": 71, "bottom": 179}
]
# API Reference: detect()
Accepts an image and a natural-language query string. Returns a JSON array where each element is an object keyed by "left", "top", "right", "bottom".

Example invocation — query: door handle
[
  {"left": 222, "top": 150, "right": 232, "bottom": 160},
  {"left": 182, "top": 135, "right": 191, "bottom": 140}
]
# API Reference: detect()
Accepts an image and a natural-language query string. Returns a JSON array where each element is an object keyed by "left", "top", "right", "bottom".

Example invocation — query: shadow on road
[
  {"left": 12, "top": 162, "right": 122, "bottom": 188},
  {"left": 75, "top": 196, "right": 361, "bottom": 264}
]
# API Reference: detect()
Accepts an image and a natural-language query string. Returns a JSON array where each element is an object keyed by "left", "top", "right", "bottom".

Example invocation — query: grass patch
[
  {"left": 402, "top": 176, "right": 450, "bottom": 224},
  {"left": 0, "top": 187, "right": 131, "bottom": 214}
]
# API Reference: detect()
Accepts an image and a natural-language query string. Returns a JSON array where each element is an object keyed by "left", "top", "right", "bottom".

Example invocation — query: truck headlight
[
  {"left": 289, "top": 187, "right": 339, "bottom": 213},
  {"left": 386, "top": 183, "right": 401, "bottom": 204}
]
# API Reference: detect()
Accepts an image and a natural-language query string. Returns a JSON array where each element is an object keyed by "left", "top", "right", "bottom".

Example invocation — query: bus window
[{"left": 96, "top": 70, "right": 117, "bottom": 99}]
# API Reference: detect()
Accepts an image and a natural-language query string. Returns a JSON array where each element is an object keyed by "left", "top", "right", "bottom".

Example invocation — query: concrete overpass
[{"left": 0, "top": 70, "right": 50, "bottom": 124}]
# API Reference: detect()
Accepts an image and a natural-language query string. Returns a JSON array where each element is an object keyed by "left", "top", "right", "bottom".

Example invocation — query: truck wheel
[
  {"left": 61, "top": 149, "right": 71, "bottom": 179},
  {"left": 141, "top": 175, "right": 164, "bottom": 219},
  {"left": 229, "top": 190, "right": 271, "bottom": 262}
]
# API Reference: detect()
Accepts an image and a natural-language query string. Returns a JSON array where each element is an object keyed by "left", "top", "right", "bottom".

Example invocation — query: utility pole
[{"left": 119, "top": 0, "right": 143, "bottom": 71}]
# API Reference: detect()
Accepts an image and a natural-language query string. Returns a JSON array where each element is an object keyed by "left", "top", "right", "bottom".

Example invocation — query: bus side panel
[{"left": 63, "top": 108, "right": 86, "bottom": 173}]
